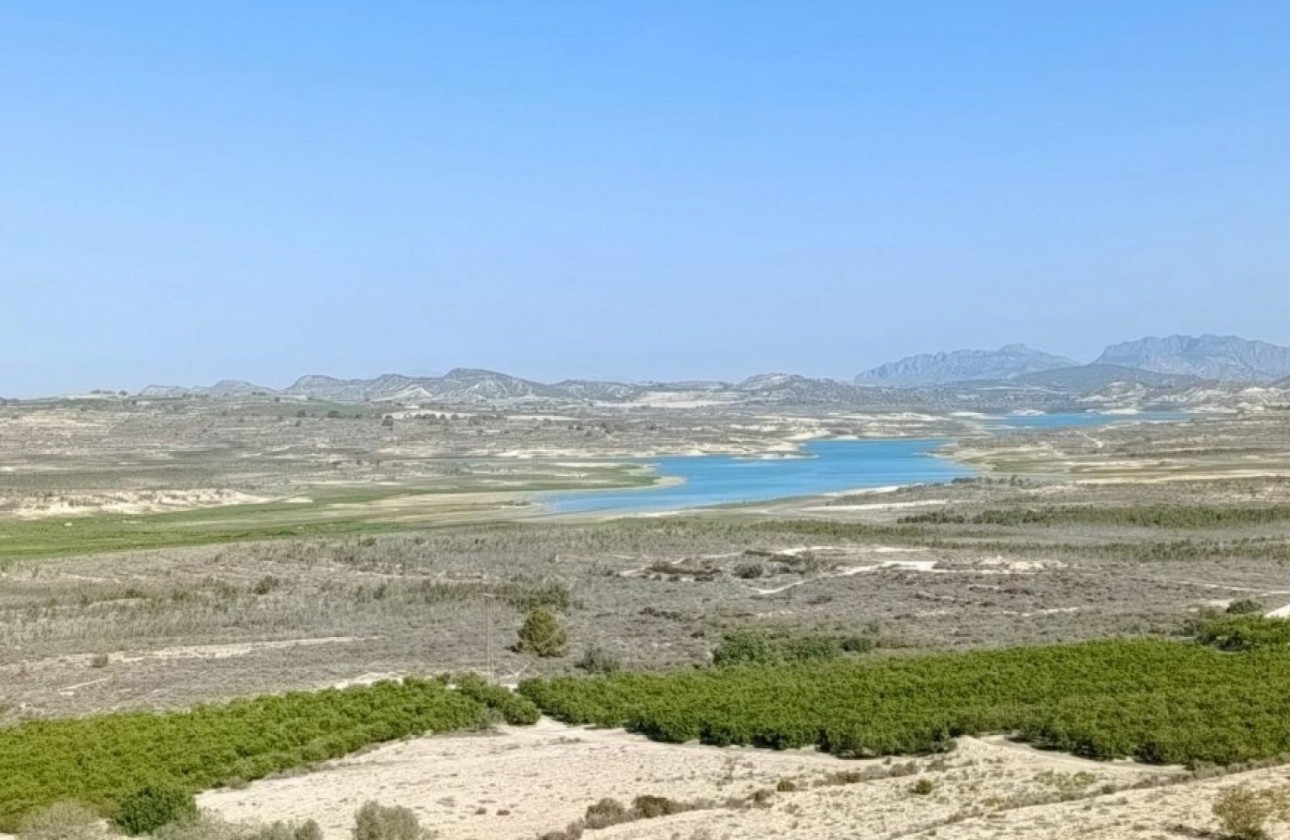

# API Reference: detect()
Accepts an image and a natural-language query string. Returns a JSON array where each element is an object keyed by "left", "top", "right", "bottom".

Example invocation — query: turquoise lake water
[{"left": 542, "top": 411, "right": 1190, "bottom": 515}]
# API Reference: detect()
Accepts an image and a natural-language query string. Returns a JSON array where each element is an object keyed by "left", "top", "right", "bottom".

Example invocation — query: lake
[{"left": 541, "top": 411, "right": 1189, "bottom": 515}]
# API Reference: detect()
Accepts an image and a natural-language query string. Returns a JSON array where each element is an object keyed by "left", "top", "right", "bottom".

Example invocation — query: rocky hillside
[
  {"left": 1006, "top": 364, "right": 1203, "bottom": 391},
  {"left": 1095, "top": 335, "right": 1290, "bottom": 383},
  {"left": 855, "top": 344, "right": 1076, "bottom": 387}
]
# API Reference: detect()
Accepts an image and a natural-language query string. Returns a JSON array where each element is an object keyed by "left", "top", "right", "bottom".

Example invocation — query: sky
[{"left": 2, "top": 1, "right": 1288, "bottom": 396}]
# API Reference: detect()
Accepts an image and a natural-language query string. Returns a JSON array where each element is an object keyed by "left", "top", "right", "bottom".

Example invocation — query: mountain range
[
  {"left": 136, "top": 334, "right": 1290, "bottom": 407},
  {"left": 855, "top": 335, "right": 1290, "bottom": 387},
  {"left": 855, "top": 344, "right": 1075, "bottom": 387}
]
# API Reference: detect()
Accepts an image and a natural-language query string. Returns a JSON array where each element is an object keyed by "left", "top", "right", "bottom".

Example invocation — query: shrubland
[
  {"left": 0, "top": 679, "right": 495, "bottom": 830},
  {"left": 520, "top": 636, "right": 1290, "bottom": 767}
]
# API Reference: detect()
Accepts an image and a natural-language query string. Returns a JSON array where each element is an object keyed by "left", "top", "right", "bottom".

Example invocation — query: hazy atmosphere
[{"left": 5, "top": 1, "right": 1289, "bottom": 396}]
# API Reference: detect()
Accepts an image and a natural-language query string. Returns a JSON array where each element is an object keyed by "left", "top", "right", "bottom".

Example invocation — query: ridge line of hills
[
  {"left": 125, "top": 334, "right": 1290, "bottom": 408},
  {"left": 855, "top": 334, "right": 1290, "bottom": 387}
]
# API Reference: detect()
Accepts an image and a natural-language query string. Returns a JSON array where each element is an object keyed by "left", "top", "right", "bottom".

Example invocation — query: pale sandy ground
[{"left": 191, "top": 719, "right": 1290, "bottom": 840}]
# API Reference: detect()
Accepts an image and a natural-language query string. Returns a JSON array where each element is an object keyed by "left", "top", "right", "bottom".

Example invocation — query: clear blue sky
[{"left": 3, "top": 2, "right": 1288, "bottom": 395}]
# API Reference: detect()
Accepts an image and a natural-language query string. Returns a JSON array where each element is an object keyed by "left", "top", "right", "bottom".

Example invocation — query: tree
[{"left": 517, "top": 608, "right": 568, "bottom": 658}]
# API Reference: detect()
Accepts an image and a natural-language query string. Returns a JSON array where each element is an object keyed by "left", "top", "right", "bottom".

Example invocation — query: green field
[
  {"left": 520, "top": 637, "right": 1290, "bottom": 768},
  {"left": 0, "top": 464, "right": 653, "bottom": 563}
]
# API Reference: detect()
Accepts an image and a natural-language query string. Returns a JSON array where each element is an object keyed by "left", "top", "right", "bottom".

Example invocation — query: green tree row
[
  {"left": 520, "top": 637, "right": 1290, "bottom": 767},
  {"left": 0, "top": 678, "right": 494, "bottom": 830}
]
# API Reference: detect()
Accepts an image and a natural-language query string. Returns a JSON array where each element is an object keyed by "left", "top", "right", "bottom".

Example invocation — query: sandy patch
[
  {"left": 8, "top": 489, "right": 269, "bottom": 519},
  {"left": 200, "top": 721, "right": 1186, "bottom": 840},
  {"left": 0, "top": 637, "right": 374, "bottom": 678},
  {"left": 804, "top": 499, "right": 948, "bottom": 512}
]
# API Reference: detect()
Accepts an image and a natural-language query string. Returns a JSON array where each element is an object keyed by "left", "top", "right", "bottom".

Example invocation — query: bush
[
  {"left": 630, "top": 795, "right": 683, "bottom": 819},
  {"left": 1227, "top": 599, "right": 1266, "bottom": 616},
  {"left": 574, "top": 646, "right": 622, "bottom": 675},
  {"left": 516, "top": 608, "right": 568, "bottom": 658},
  {"left": 583, "top": 799, "right": 628, "bottom": 830},
  {"left": 152, "top": 814, "right": 324, "bottom": 840},
  {"left": 451, "top": 674, "right": 540, "bottom": 725},
  {"left": 1212, "top": 787, "right": 1290, "bottom": 840},
  {"left": 17, "top": 801, "right": 102, "bottom": 840},
  {"left": 712, "top": 631, "right": 873, "bottom": 667},
  {"left": 353, "top": 802, "right": 424, "bottom": 840},
  {"left": 536, "top": 821, "right": 584, "bottom": 840},
  {"left": 251, "top": 576, "right": 281, "bottom": 596},
  {"left": 1195, "top": 616, "right": 1290, "bottom": 651},
  {"left": 711, "top": 631, "right": 779, "bottom": 667},
  {"left": 113, "top": 785, "right": 197, "bottom": 836},
  {"left": 910, "top": 779, "right": 935, "bottom": 796}
]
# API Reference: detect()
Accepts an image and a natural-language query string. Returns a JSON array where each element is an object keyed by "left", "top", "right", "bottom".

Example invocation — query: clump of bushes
[
  {"left": 114, "top": 785, "right": 197, "bottom": 836},
  {"left": 353, "top": 802, "right": 425, "bottom": 840},
  {"left": 1227, "top": 599, "right": 1266, "bottom": 616},
  {"left": 910, "top": 778, "right": 935, "bottom": 796},
  {"left": 1194, "top": 615, "right": 1290, "bottom": 651},
  {"left": 574, "top": 646, "right": 622, "bottom": 675},
  {"left": 583, "top": 798, "right": 627, "bottom": 829},
  {"left": 711, "top": 630, "right": 874, "bottom": 667},
  {"left": 152, "top": 813, "right": 322, "bottom": 840},
  {"left": 516, "top": 608, "right": 568, "bottom": 658},
  {"left": 451, "top": 674, "right": 540, "bottom": 725},
  {"left": 16, "top": 801, "right": 103, "bottom": 840}
]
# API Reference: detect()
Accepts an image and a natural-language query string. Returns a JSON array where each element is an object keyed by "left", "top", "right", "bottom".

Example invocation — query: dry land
[{"left": 3, "top": 399, "right": 1290, "bottom": 838}]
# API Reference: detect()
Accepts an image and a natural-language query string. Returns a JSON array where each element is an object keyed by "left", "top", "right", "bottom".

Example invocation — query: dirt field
[{"left": 197, "top": 718, "right": 1290, "bottom": 840}]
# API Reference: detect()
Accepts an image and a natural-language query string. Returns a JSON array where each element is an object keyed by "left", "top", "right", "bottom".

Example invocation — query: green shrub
[
  {"left": 712, "top": 631, "right": 872, "bottom": 667},
  {"left": 1195, "top": 616, "right": 1290, "bottom": 651},
  {"left": 1227, "top": 599, "right": 1266, "bottom": 616},
  {"left": 910, "top": 779, "right": 935, "bottom": 796},
  {"left": 516, "top": 608, "right": 568, "bottom": 658},
  {"left": 353, "top": 802, "right": 424, "bottom": 840},
  {"left": 113, "top": 785, "right": 197, "bottom": 836},
  {"left": 450, "top": 674, "right": 540, "bottom": 725},
  {"left": 711, "top": 631, "right": 779, "bottom": 667}
]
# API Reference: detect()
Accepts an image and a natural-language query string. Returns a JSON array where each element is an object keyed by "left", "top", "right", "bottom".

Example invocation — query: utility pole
[{"left": 483, "top": 594, "right": 496, "bottom": 682}]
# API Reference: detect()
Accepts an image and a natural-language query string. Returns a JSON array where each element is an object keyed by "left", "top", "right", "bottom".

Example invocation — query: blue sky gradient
[{"left": 3, "top": 2, "right": 1288, "bottom": 395}]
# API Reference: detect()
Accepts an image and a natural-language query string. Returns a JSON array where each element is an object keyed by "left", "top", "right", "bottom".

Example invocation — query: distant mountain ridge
[
  {"left": 855, "top": 344, "right": 1077, "bottom": 387},
  {"left": 857, "top": 334, "right": 1290, "bottom": 388},
  {"left": 1095, "top": 335, "right": 1290, "bottom": 383},
  {"left": 135, "top": 334, "right": 1289, "bottom": 407}
]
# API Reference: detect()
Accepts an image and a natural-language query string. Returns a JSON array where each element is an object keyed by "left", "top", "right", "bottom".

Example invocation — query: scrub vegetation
[
  {"left": 0, "top": 679, "right": 495, "bottom": 830},
  {"left": 520, "top": 637, "right": 1290, "bottom": 767}
]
